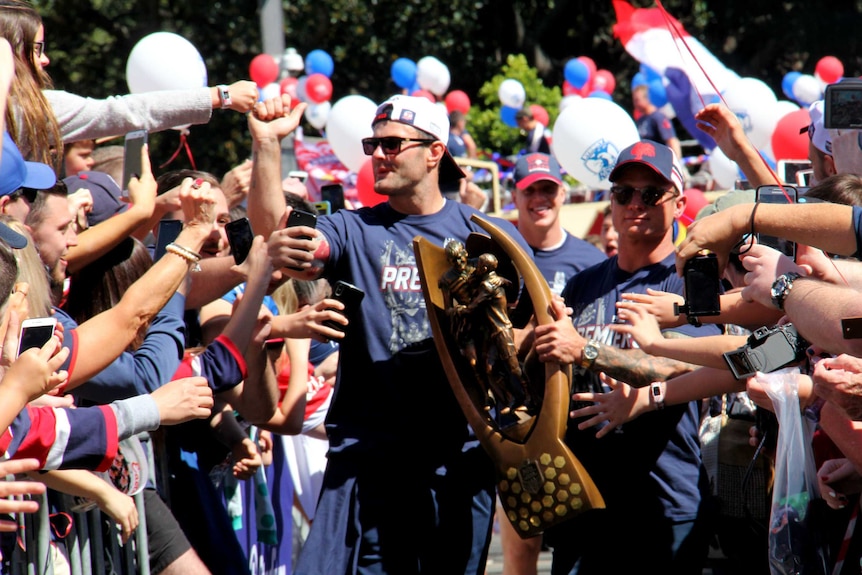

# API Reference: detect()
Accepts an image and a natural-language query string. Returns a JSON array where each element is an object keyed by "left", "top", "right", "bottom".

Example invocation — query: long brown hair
[{"left": 0, "top": 0, "right": 61, "bottom": 170}]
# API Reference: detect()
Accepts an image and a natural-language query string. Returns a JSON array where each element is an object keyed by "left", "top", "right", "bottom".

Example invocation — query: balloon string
[
  {"left": 655, "top": 0, "right": 784, "bottom": 194},
  {"left": 159, "top": 129, "right": 197, "bottom": 171}
]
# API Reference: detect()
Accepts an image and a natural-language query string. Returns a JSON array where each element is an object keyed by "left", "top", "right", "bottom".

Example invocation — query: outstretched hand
[
  {"left": 151, "top": 376, "right": 214, "bottom": 425},
  {"left": 570, "top": 373, "right": 648, "bottom": 437}
]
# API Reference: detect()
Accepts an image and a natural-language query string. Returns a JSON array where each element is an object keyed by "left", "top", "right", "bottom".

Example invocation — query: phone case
[
  {"left": 226, "top": 218, "right": 254, "bottom": 265},
  {"left": 122, "top": 130, "right": 148, "bottom": 191},
  {"left": 323, "top": 281, "right": 365, "bottom": 332}
]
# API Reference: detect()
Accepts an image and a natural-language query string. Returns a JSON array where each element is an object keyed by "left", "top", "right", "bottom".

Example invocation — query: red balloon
[
  {"left": 305, "top": 73, "right": 333, "bottom": 103},
  {"left": 411, "top": 89, "right": 436, "bottom": 103},
  {"left": 249, "top": 53, "right": 279, "bottom": 88},
  {"left": 815, "top": 56, "right": 844, "bottom": 85},
  {"left": 562, "top": 81, "right": 579, "bottom": 96},
  {"left": 529, "top": 104, "right": 549, "bottom": 127},
  {"left": 444, "top": 90, "right": 471, "bottom": 114},
  {"left": 577, "top": 56, "right": 597, "bottom": 83},
  {"left": 280, "top": 77, "right": 298, "bottom": 102},
  {"left": 356, "top": 159, "right": 384, "bottom": 207},
  {"left": 593, "top": 69, "right": 616, "bottom": 94},
  {"left": 771, "top": 108, "right": 811, "bottom": 162},
  {"left": 678, "top": 188, "right": 709, "bottom": 226}
]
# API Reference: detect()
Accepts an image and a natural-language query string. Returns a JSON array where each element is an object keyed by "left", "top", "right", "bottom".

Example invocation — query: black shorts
[{"left": 144, "top": 488, "right": 192, "bottom": 574}]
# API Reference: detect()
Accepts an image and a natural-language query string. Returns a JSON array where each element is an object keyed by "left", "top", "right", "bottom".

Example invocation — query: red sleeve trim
[
  {"left": 215, "top": 334, "right": 248, "bottom": 379},
  {"left": 95, "top": 405, "right": 118, "bottom": 473}
]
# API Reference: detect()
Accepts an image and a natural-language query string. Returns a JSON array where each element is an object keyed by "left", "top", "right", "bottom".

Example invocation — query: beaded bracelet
[{"left": 165, "top": 243, "right": 202, "bottom": 272}]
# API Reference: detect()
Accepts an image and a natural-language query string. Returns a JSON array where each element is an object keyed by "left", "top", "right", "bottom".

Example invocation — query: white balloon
[
  {"left": 260, "top": 82, "right": 281, "bottom": 101},
  {"left": 416, "top": 56, "right": 451, "bottom": 97},
  {"left": 707, "top": 147, "right": 739, "bottom": 190},
  {"left": 551, "top": 98, "right": 640, "bottom": 189},
  {"left": 558, "top": 95, "right": 582, "bottom": 113},
  {"left": 325, "top": 95, "right": 377, "bottom": 172},
  {"left": 498, "top": 79, "right": 526, "bottom": 109},
  {"left": 305, "top": 101, "right": 331, "bottom": 131},
  {"left": 126, "top": 32, "right": 207, "bottom": 93},
  {"left": 722, "top": 77, "right": 778, "bottom": 150},
  {"left": 792, "top": 74, "right": 823, "bottom": 107}
]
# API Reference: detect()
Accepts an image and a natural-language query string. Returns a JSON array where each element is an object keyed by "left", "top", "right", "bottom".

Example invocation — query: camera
[
  {"left": 824, "top": 78, "right": 862, "bottom": 129},
  {"left": 674, "top": 253, "right": 721, "bottom": 325},
  {"left": 722, "top": 323, "right": 809, "bottom": 380}
]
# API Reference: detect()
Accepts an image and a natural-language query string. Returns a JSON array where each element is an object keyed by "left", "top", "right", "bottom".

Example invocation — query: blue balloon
[
  {"left": 648, "top": 79, "right": 668, "bottom": 108},
  {"left": 564, "top": 59, "right": 590, "bottom": 89},
  {"left": 305, "top": 49, "right": 334, "bottom": 77},
  {"left": 391, "top": 58, "right": 417, "bottom": 90},
  {"left": 588, "top": 90, "right": 612, "bottom": 101},
  {"left": 640, "top": 64, "right": 663, "bottom": 83},
  {"left": 500, "top": 105, "right": 519, "bottom": 128},
  {"left": 631, "top": 72, "right": 648, "bottom": 89},
  {"left": 781, "top": 71, "right": 802, "bottom": 100}
]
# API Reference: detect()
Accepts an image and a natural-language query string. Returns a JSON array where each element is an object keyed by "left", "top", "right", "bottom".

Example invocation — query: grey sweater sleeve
[
  {"left": 45, "top": 88, "right": 213, "bottom": 144},
  {"left": 110, "top": 395, "right": 161, "bottom": 440}
]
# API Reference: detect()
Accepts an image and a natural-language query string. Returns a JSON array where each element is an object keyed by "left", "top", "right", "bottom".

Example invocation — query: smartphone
[
  {"left": 323, "top": 280, "right": 365, "bottom": 332},
  {"left": 154, "top": 219, "right": 183, "bottom": 262},
  {"left": 287, "top": 209, "right": 318, "bottom": 239},
  {"left": 824, "top": 79, "right": 862, "bottom": 129},
  {"left": 122, "top": 130, "right": 148, "bottom": 193},
  {"left": 682, "top": 253, "right": 721, "bottom": 317},
  {"left": 225, "top": 217, "right": 254, "bottom": 265},
  {"left": 287, "top": 170, "right": 309, "bottom": 184},
  {"left": 796, "top": 169, "right": 813, "bottom": 187},
  {"left": 17, "top": 317, "right": 57, "bottom": 357},
  {"left": 320, "top": 184, "right": 345, "bottom": 213},
  {"left": 777, "top": 159, "right": 812, "bottom": 185},
  {"left": 756, "top": 185, "right": 797, "bottom": 259},
  {"left": 313, "top": 201, "right": 331, "bottom": 215},
  {"left": 286, "top": 209, "right": 318, "bottom": 271}
]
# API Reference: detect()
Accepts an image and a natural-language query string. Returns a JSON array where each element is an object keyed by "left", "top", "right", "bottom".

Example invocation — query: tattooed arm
[{"left": 589, "top": 332, "right": 703, "bottom": 388}]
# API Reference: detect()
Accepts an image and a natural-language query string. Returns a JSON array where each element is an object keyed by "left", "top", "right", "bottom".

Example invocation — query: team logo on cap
[
  {"left": 630, "top": 141, "right": 656, "bottom": 160},
  {"left": 399, "top": 109, "right": 416, "bottom": 125},
  {"left": 581, "top": 139, "right": 618, "bottom": 182},
  {"left": 525, "top": 153, "right": 550, "bottom": 173}
]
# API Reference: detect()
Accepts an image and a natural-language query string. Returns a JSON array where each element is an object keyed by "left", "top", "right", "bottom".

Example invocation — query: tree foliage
[
  {"left": 33, "top": 0, "right": 862, "bottom": 176},
  {"left": 469, "top": 54, "right": 561, "bottom": 158}
]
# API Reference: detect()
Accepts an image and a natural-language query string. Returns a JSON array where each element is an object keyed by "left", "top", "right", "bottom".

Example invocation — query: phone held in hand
[
  {"left": 154, "top": 219, "right": 183, "bottom": 262},
  {"left": 323, "top": 280, "right": 365, "bottom": 333},
  {"left": 320, "top": 184, "right": 345, "bottom": 213},
  {"left": 286, "top": 209, "right": 318, "bottom": 271},
  {"left": 225, "top": 217, "right": 254, "bottom": 265},
  {"left": 755, "top": 185, "right": 797, "bottom": 259},
  {"left": 17, "top": 317, "right": 57, "bottom": 357},
  {"left": 122, "top": 130, "right": 148, "bottom": 193}
]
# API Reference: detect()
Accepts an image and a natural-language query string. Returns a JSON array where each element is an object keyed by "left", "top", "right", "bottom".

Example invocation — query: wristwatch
[
  {"left": 650, "top": 381, "right": 666, "bottom": 411},
  {"left": 217, "top": 85, "right": 232, "bottom": 109},
  {"left": 770, "top": 272, "right": 802, "bottom": 310},
  {"left": 580, "top": 339, "right": 600, "bottom": 369}
]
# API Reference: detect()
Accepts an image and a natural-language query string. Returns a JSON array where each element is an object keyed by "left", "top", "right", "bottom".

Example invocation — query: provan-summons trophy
[{"left": 413, "top": 214, "right": 604, "bottom": 539}]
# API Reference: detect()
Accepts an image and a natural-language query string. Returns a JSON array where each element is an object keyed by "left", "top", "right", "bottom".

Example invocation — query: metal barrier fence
[{"left": 6, "top": 490, "right": 149, "bottom": 575}]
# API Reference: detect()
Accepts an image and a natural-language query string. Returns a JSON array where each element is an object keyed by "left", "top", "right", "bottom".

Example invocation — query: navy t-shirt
[
  {"left": 315, "top": 200, "right": 531, "bottom": 459},
  {"left": 637, "top": 109, "right": 677, "bottom": 143},
  {"left": 534, "top": 232, "right": 606, "bottom": 295},
  {"left": 560, "top": 252, "right": 720, "bottom": 522}
]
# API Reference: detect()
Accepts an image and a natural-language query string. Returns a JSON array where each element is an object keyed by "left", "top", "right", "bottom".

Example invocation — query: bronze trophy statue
[{"left": 414, "top": 215, "right": 605, "bottom": 539}]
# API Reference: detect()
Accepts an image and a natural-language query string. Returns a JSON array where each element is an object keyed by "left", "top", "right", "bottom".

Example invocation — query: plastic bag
[{"left": 760, "top": 367, "right": 828, "bottom": 575}]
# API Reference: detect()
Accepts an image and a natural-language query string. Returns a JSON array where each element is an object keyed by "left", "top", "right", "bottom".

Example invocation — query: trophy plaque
[{"left": 413, "top": 214, "right": 604, "bottom": 539}]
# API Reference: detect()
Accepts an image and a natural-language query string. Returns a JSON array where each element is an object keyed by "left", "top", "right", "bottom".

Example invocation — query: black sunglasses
[
  {"left": 361, "top": 137, "right": 436, "bottom": 156},
  {"left": 610, "top": 184, "right": 675, "bottom": 207}
]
